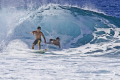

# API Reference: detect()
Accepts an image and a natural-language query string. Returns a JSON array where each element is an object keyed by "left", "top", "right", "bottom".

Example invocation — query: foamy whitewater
[{"left": 0, "top": 0, "right": 120, "bottom": 80}]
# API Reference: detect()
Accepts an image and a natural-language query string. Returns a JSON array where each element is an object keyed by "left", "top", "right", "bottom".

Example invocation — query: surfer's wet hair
[
  {"left": 37, "top": 26, "right": 41, "bottom": 29},
  {"left": 56, "top": 37, "right": 60, "bottom": 40}
]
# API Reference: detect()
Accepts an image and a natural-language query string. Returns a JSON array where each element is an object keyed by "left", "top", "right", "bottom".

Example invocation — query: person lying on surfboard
[
  {"left": 49, "top": 37, "right": 60, "bottom": 48},
  {"left": 30, "top": 26, "right": 46, "bottom": 50}
]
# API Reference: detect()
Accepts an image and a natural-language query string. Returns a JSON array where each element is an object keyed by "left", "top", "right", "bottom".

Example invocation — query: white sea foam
[{"left": 0, "top": 4, "right": 120, "bottom": 80}]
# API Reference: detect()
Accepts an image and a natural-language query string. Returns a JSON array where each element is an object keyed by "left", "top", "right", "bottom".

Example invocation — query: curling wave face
[{"left": 0, "top": 4, "right": 120, "bottom": 52}]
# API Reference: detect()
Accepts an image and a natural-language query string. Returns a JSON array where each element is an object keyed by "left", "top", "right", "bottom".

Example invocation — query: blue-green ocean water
[{"left": 0, "top": 0, "right": 120, "bottom": 80}]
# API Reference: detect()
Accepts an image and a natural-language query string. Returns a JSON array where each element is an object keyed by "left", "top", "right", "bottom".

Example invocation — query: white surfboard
[{"left": 31, "top": 48, "right": 49, "bottom": 53}]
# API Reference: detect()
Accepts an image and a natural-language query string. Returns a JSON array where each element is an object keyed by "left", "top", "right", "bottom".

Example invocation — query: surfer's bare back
[
  {"left": 30, "top": 26, "right": 46, "bottom": 50},
  {"left": 49, "top": 37, "right": 60, "bottom": 48}
]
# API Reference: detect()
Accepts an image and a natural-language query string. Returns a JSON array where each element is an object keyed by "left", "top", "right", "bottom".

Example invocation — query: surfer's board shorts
[{"left": 33, "top": 39, "right": 41, "bottom": 45}]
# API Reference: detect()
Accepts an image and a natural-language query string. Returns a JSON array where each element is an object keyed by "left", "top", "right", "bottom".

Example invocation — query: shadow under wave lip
[{"left": 1, "top": 5, "right": 120, "bottom": 59}]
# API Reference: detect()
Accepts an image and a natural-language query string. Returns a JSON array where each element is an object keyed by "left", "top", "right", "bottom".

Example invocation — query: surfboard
[{"left": 31, "top": 48, "right": 49, "bottom": 53}]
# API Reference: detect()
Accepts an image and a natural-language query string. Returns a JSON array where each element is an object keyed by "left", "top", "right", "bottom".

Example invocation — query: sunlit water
[
  {"left": 1, "top": 50, "right": 120, "bottom": 80},
  {"left": 0, "top": 0, "right": 120, "bottom": 80}
]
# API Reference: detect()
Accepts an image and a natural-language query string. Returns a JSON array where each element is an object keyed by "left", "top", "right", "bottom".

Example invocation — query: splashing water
[{"left": 0, "top": 2, "right": 120, "bottom": 80}]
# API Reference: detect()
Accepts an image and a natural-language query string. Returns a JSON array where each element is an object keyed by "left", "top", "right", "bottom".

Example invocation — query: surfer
[
  {"left": 49, "top": 37, "right": 60, "bottom": 48},
  {"left": 30, "top": 26, "right": 46, "bottom": 50}
]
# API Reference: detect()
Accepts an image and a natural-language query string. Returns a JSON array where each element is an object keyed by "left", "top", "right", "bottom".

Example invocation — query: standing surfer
[{"left": 30, "top": 26, "right": 46, "bottom": 50}]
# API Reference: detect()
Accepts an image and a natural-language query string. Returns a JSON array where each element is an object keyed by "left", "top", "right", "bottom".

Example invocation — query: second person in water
[{"left": 49, "top": 37, "right": 60, "bottom": 48}]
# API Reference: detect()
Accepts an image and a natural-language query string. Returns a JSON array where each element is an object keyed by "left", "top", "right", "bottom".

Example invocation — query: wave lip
[{"left": 0, "top": 4, "right": 120, "bottom": 52}]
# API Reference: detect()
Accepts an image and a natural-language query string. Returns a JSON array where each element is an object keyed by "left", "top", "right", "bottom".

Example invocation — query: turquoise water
[{"left": 0, "top": 1, "right": 120, "bottom": 80}]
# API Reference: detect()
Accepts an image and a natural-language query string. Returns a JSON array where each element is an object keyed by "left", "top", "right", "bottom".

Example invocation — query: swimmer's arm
[
  {"left": 58, "top": 43, "right": 60, "bottom": 48},
  {"left": 41, "top": 32, "right": 46, "bottom": 43},
  {"left": 49, "top": 39, "right": 55, "bottom": 44}
]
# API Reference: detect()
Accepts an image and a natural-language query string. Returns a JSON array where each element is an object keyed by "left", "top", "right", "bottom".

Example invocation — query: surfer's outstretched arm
[{"left": 30, "top": 31, "right": 36, "bottom": 34}]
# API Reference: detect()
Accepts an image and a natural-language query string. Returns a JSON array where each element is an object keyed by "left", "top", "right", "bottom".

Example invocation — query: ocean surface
[{"left": 0, "top": 0, "right": 120, "bottom": 80}]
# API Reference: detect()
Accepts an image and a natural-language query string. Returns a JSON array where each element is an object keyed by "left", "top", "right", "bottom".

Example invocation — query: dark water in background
[
  {"left": 0, "top": 0, "right": 120, "bottom": 18},
  {"left": 1, "top": 1, "right": 120, "bottom": 80},
  {"left": 0, "top": 0, "right": 120, "bottom": 50}
]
